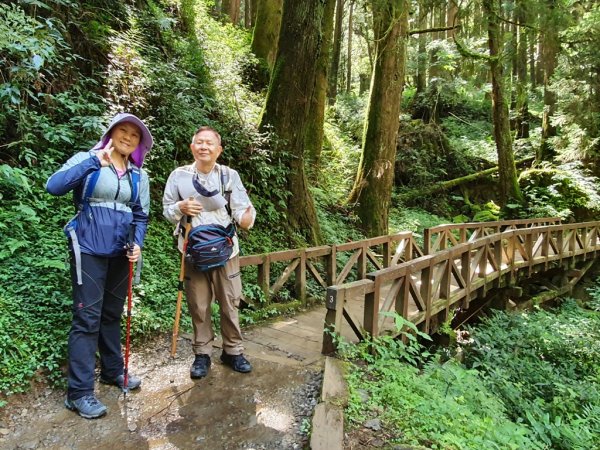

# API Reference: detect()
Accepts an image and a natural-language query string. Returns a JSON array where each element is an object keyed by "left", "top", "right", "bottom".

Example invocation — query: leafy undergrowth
[
  {"left": 462, "top": 298, "right": 600, "bottom": 449},
  {"left": 341, "top": 297, "right": 600, "bottom": 449}
]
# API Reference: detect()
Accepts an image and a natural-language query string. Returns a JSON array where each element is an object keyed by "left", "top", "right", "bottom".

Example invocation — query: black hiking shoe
[
  {"left": 220, "top": 352, "right": 252, "bottom": 373},
  {"left": 65, "top": 395, "right": 107, "bottom": 419},
  {"left": 191, "top": 354, "right": 211, "bottom": 379},
  {"left": 99, "top": 373, "right": 142, "bottom": 390}
]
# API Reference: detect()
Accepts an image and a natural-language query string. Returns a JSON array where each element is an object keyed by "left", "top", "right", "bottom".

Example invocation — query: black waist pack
[{"left": 186, "top": 223, "right": 236, "bottom": 272}]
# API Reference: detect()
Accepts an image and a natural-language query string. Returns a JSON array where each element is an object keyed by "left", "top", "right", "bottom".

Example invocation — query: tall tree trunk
[
  {"left": 483, "top": 0, "right": 523, "bottom": 206},
  {"left": 348, "top": 0, "right": 409, "bottom": 237},
  {"left": 472, "top": 0, "right": 482, "bottom": 37},
  {"left": 515, "top": 0, "right": 529, "bottom": 138},
  {"left": 328, "top": 0, "right": 345, "bottom": 104},
  {"left": 415, "top": 1, "right": 427, "bottom": 94},
  {"left": 305, "top": 0, "right": 336, "bottom": 180},
  {"left": 358, "top": 1, "right": 373, "bottom": 74},
  {"left": 429, "top": 3, "right": 444, "bottom": 83},
  {"left": 259, "top": 0, "right": 327, "bottom": 245},
  {"left": 244, "top": 0, "right": 252, "bottom": 27},
  {"left": 251, "top": 0, "right": 283, "bottom": 69},
  {"left": 251, "top": 0, "right": 257, "bottom": 23},
  {"left": 529, "top": 28, "right": 536, "bottom": 89},
  {"left": 535, "top": 36, "right": 544, "bottom": 85},
  {"left": 346, "top": 0, "right": 354, "bottom": 93},
  {"left": 539, "top": 0, "right": 559, "bottom": 161},
  {"left": 223, "top": 0, "right": 241, "bottom": 24},
  {"left": 446, "top": 0, "right": 458, "bottom": 40}
]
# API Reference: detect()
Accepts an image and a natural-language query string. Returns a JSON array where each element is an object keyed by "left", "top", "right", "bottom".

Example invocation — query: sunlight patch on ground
[{"left": 256, "top": 406, "right": 294, "bottom": 432}]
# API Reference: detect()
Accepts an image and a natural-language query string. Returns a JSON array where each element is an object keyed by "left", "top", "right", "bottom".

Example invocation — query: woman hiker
[{"left": 46, "top": 113, "right": 153, "bottom": 419}]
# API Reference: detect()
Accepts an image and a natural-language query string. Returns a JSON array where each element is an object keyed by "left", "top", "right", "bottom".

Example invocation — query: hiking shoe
[
  {"left": 220, "top": 352, "right": 252, "bottom": 373},
  {"left": 191, "top": 354, "right": 211, "bottom": 379},
  {"left": 99, "top": 373, "right": 142, "bottom": 390},
  {"left": 65, "top": 395, "right": 107, "bottom": 419}
]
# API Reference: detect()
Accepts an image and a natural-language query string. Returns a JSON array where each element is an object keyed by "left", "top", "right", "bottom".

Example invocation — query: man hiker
[{"left": 162, "top": 126, "right": 255, "bottom": 378}]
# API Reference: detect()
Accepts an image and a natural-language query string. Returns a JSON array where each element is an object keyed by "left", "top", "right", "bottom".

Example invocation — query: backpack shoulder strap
[
  {"left": 130, "top": 166, "right": 141, "bottom": 202},
  {"left": 81, "top": 168, "right": 101, "bottom": 209},
  {"left": 220, "top": 165, "right": 232, "bottom": 217}
]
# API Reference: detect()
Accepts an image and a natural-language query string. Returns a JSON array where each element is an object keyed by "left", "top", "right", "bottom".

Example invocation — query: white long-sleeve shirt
[{"left": 163, "top": 163, "right": 255, "bottom": 256}]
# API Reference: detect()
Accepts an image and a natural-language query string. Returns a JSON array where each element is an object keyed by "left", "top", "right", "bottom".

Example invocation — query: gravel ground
[{"left": 0, "top": 333, "right": 324, "bottom": 450}]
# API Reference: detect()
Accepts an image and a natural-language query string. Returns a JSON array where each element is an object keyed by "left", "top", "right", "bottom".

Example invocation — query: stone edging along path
[{"left": 310, "top": 356, "right": 347, "bottom": 450}]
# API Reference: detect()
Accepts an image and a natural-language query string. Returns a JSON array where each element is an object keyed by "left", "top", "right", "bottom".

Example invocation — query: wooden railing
[
  {"left": 424, "top": 217, "right": 561, "bottom": 254},
  {"left": 323, "top": 221, "right": 600, "bottom": 352},
  {"left": 239, "top": 232, "right": 424, "bottom": 304}
]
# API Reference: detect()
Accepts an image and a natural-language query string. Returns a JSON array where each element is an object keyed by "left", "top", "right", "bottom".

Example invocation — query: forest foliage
[{"left": 341, "top": 296, "right": 600, "bottom": 449}]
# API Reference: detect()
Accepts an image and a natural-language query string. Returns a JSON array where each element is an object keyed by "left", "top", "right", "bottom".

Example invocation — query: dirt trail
[{"left": 0, "top": 326, "right": 325, "bottom": 450}]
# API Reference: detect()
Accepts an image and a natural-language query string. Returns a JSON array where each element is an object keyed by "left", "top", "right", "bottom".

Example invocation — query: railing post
[
  {"left": 295, "top": 251, "right": 307, "bottom": 304},
  {"left": 383, "top": 238, "right": 391, "bottom": 268},
  {"left": 493, "top": 236, "right": 502, "bottom": 284},
  {"left": 558, "top": 229, "right": 564, "bottom": 264},
  {"left": 406, "top": 237, "right": 413, "bottom": 261},
  {"left": 364, "top": 275, "right": 380, "bottom": 338},
  {"left": 258, "top": 255, "right": 271, "bottom": 304},
  {"left": 569, "top": 229, "right": 576, "bottom": 256},
  {"left": 322, "top": 287, "right": 345, "bottom": 354},
  {"left": 424, "top": 228, "right": 432, "bottom": 254},
  {"left": 421, "top": 262, "right": 433, "bottom": 333},
  {"left": 525, "top": 233, "right": 533, "bottom": 276},
  {"left": 327, "top": 245, "right": 337, "bottom": 286},
  {"left": 542, "top": 229, "right": 550, "bottom": 271},
  {"left": 358, "top": 244, "right": 367, "bottom": 280},
  {"left": 441, "top": 259, "right": 451, "bottom": 318},
  {"left": 582, "top": 227, "right": 588, "bottom": 261},
  {"left": 462, "top": 246, "right": 471, "bottom": 308},
  {"left": 397, "top": 271, "right": 410, "bottom": 320}
]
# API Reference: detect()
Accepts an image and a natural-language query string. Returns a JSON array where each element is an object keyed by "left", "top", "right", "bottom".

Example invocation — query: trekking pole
[
  {"left": 123, "top": 227, "right": 135, "bottom": 397},
  {"left": 171, "top": 211, "right": 192, "bottom": 357}
]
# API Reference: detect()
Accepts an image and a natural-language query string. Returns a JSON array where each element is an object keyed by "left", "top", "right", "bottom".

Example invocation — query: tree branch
[
  {"left": 452, "top": 35, "right": 491, "bottom": 61},
  {"left": 409, "top": 25, "right": 461, "bottom": 36}
]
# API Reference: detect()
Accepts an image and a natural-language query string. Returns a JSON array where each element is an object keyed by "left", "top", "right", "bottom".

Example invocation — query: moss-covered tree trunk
[
  {"left": 515, "top": 0, "right": 529, "bottom": 139},
  {"left": 483, "top": 0, "right": 523, "bottom": 206},
  {"left": 305, "top": 0, "right": 336, "bottom": 180},
  {"left": 415, "top": 1, "right": 427, "bottom": 94},
  {"left": 347, "top": 0, "right": 408, "bottom": 237},
  {"left": 539, "top": 0, "right": 559, "bottom": 162},
  {"left": 251, "top": 0, "right": 283, "bottom": 69},
  {"left": 446, "top": 0, "right": 457, "bottom": 39},
  {"left": 345, "top": 0, "right": 354, "bottom": 92},
  {"left": 244, "top": 0, "right": 251, "bottom": 27},
  {"left": 223, "top": 0, "right": 241, "bottom": 24},
  {"left": 259, "top": 0, "right": 328, "bottom": 245},
  {"left": 328, "top": 0, "right": 345, "bottom": 105}
]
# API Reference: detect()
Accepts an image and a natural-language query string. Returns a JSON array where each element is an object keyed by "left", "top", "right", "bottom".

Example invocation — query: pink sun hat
[{"left": 92, "top": 113, "right": 154, "bottom": 167}]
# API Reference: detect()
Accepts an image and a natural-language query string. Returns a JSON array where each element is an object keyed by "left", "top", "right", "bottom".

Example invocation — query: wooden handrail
[
  {"left": 423, "top": 217, "right": 561, "bottom": 254},
  {"left": 323, "top": 221, "right": 600, "bottom": 353},
  {"left": 238, "top": 232, "right": 423, "bottom": 304}
]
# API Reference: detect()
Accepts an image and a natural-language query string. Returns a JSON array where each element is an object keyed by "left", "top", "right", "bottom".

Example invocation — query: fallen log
[{"left": 398, "top": 156, "right": 534, "bottom": 203}]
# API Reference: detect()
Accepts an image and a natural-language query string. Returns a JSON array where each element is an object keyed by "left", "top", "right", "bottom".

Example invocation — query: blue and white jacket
[{"left": 46, "top": 150, "right": 150, "bottom": 257}]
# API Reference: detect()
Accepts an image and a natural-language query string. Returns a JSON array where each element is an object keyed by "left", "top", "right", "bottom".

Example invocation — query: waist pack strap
[{"left": 66, "top": 225, "right": 84, "bottom": 285}]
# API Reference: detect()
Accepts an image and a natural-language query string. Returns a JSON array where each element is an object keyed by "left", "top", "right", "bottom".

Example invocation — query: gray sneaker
[
  {"left": 99, "top": 374, "right": 142, "bottom": 390},
  {"left": 64, "top": 395, "right": 107, "bottom": 419}
]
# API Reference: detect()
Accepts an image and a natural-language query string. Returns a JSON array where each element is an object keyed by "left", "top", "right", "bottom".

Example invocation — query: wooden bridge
[{"left": 239, "top": 217, "right": 600, "bottom": 353}]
